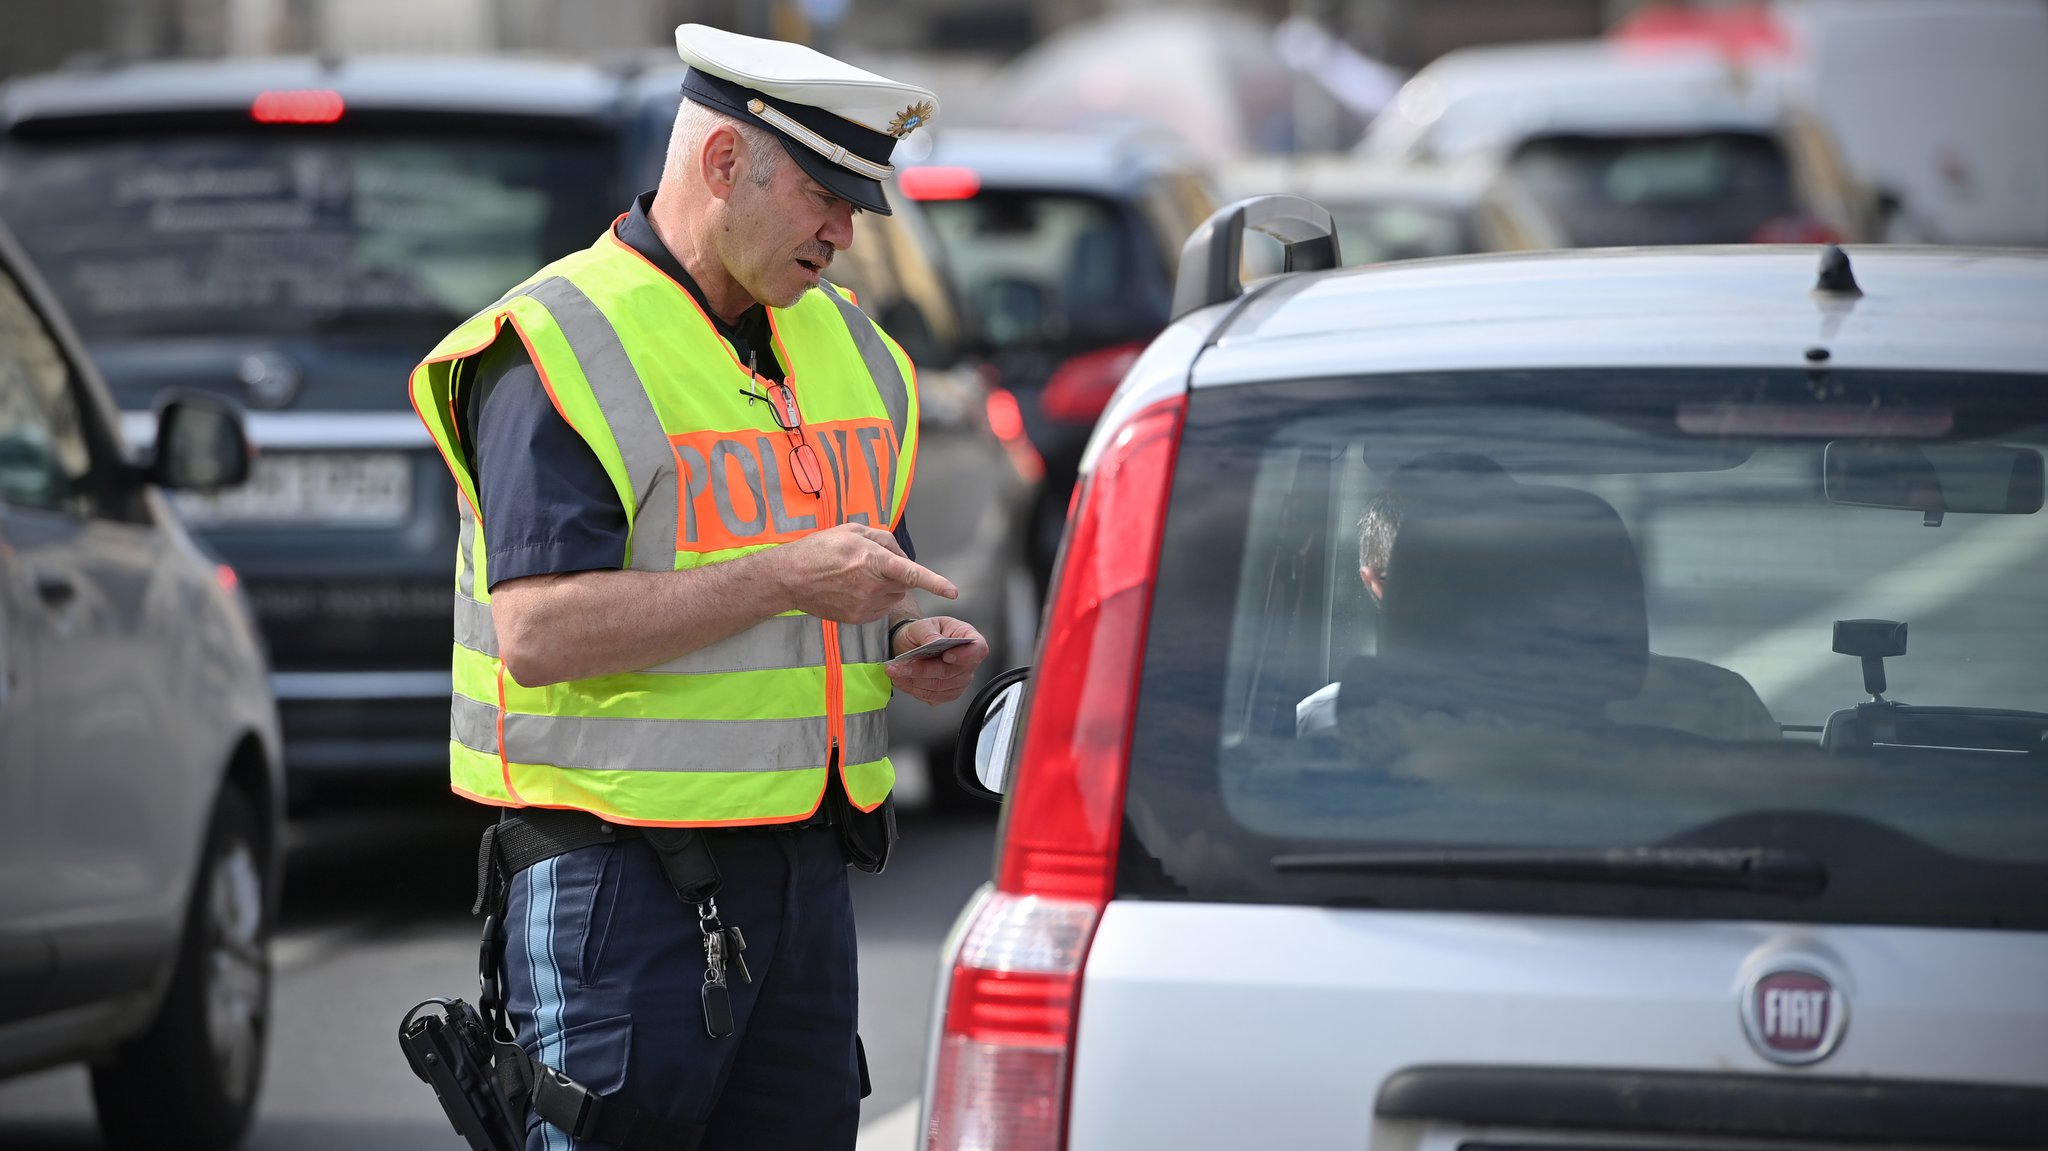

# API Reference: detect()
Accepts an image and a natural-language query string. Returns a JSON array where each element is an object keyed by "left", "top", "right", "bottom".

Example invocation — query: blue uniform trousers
[{"left": 501, "top": 824, "right": 864, "bottom": 1151}]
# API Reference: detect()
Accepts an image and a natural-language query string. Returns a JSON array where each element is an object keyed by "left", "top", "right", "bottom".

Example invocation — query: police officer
[{"left": 408, "top": 24, "right": 986, "bottom": 1151}]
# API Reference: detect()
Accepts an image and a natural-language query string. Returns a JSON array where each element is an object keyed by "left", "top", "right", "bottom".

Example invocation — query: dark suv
[
  {"left": 898, "top": 127, "right": 1217, "bottom": 594},
  {"left": 0, "top": 56, "right": 628, "bottom": 806}
]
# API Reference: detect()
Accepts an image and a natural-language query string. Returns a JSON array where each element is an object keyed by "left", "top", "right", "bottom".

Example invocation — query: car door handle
[{"left": 33, "top": 571, "right": 75, "bottom": 607}]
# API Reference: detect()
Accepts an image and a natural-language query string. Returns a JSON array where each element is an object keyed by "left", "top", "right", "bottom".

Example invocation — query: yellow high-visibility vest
[{"left": 408, "top": 228, "right": 918, "bottom": 826}]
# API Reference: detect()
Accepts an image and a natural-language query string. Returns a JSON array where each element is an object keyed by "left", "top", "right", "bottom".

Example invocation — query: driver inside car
[{"left": 1296, "top": 453, "right": 1781, "bottom": 742}]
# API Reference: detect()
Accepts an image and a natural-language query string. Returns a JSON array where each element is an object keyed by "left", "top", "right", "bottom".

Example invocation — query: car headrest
[{"left": 1372, "top": 479, "right": 1649, "bottom": 717}]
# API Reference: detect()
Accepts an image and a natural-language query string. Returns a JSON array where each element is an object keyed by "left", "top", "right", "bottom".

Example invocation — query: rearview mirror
[
  {"left": 953, "top": 667, "right": 1031, "bottom": 802},
  {"left": 1824, "top": 442, "right": 2043, "bottom": 516}
]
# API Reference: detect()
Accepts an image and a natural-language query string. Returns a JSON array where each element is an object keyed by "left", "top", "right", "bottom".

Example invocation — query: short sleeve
[{"left": 467, "top": 330, "right": 629, "bottom": 587}]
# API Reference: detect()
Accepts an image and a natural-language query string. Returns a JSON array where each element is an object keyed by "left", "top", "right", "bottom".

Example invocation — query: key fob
[{"left": 701, "top": 978, "right": 734, "bottom": 1039}]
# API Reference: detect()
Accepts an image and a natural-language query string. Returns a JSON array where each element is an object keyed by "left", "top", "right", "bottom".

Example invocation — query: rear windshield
[
  {"left": 1508, "top": 132, "right": 1796, "bottom": 245},
  {"left": 0, "top": 129, "right": 617, "bottom": 339},
  {"left": 1120, "top": 370, "right": 2048, "bottom": 930},
  {"left": 921, "top": 190, "right": 1169, "bottom": 351}
]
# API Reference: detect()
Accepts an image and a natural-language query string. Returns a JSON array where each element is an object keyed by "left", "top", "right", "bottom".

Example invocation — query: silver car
[
  {"left": 934, "top": 200, "right": 2048, "bottom": 1148},
  {"left": 0, "top": 218, "right": 283, "bottom": 1150}
]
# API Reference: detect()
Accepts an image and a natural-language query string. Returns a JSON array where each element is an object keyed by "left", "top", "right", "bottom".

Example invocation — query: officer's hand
[
  {"left": 884, "top": 616, "right": 988, "bottom": 705},
  {"left": 777, "top": 523, "right": 957, "bottom": 625}
]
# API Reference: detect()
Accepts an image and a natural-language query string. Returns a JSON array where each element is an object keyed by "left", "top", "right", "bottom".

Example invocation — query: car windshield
[
  {"left": 1121, "top": 369, "right": 2048, "bottom": 930},
  {"left": 1508, "top": 132, "right": 1796, "bottom": 245},
  {"left": 0, "top": 129, "right": 617, "bottom": 339},
  {"left": 920, "top": 189, "right": 1167, "bottom": 352}
]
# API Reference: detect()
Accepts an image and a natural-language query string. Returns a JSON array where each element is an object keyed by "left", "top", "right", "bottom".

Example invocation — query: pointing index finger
[{"left": 886, "top": 555, "right": 958, "bottom": 600}]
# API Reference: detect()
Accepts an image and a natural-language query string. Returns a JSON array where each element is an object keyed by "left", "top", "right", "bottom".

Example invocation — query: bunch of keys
[{"left": 698, "top": 899, "right": 750, "bottom": 1039}]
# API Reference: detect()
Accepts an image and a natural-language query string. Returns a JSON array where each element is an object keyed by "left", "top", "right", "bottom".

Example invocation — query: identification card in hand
[{"left": 888, "top": 635, "right": 972, "bottom": 664}]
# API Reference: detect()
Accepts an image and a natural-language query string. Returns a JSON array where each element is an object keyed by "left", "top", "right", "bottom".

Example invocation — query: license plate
[{"left": 174, "top": 451, "right": 412, "bottom": 528}]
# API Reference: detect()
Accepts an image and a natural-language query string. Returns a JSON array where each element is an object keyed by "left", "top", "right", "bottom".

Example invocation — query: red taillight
[
  {"left": 1750, "top": 214, "right": 1844, "bottom": 244},
  {"left": 985, "top": 382, "right": 1045, "bottom": 484},
  {"left": 1040, "top": 341, "right": 1148, "bottom": 425},
  {"left": 1001, "top": 396, "right": 1182, "bottom": 902},
  {"left": 251, "top": 89, "right": 344, "bottom": 124},
  {"left": 1612, "top": 4, "right": 1793, "bottom": 59},
  {"left": 214, "top": 563, "right": 240, "bottom": 594},
  {"left": 900, "top": 166, "right": 982, "bottom": 201},
  {"left": 926, "top": 395, "right": 1184, "bottom": 1151}
]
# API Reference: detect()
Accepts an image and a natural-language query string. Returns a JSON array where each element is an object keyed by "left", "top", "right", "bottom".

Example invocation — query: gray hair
[{"left": 666, "top": 99, "right": 786, "bottom": 188}]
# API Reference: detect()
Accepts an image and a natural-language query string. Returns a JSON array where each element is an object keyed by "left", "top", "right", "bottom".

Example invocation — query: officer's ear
[{"left": 701, "top": 123, "right": 744, "bottom": 202}]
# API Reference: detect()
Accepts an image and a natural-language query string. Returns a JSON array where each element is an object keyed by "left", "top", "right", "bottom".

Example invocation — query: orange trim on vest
[
  {"left": 409, "top": 317, "right": 508, "bottom": 523},
  {"left": 495, "top": 665, "right": 524, "bottom": 806}
]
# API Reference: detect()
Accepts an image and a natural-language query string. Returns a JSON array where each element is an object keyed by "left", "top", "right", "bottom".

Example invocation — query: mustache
[{"left": 795, "top": 244, "right": 834, "bottom": 266}]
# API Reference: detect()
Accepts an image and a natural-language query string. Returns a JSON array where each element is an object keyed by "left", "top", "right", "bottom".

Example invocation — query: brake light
[
  {"left": 1750, "top": 214, "right": 1844, "bottom": 244},
  {"left": 214, "top": 564, "right": 240, "bottom": 594},
  {"left": 1040, "top": 341, "right": 1148, "bottom": 424},
  {"left": 251, "top": 90, "right": 344, "bottom": 124},
  {"left": 900, "top": 166, "right": 982, "bottom": 201},
  {"left": 926, "top": 396, "right": 1185, "bottom": 1151},
  {"left": 985, "top": 382, "right": 1045, "bottom": 484},
  {"left": 1612, "top": 4, "right": 1793, "bottom": 59}
]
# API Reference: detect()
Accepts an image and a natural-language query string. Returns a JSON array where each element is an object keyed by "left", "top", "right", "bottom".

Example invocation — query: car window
[
  {"left": 922, "top": 190, "right": 1167, "bottom": 351},
  {"left": 0, "top": 129, "right": 617, "bottom": 340},
  {"left": 1508, "top": 132, "right": 1798, "bottom": 245},
  {"left": 1121, "top": 369, "right": 2048, "bottom": 930},
  {"left": 1331, "top": 202, "right": 1472, "bottom": 265},
  {"left": 829, "top": 209, "right": 962, "bottom": 369},
  {"left": 1135, "top": 171, "right": 1216, "bottom": 275},
  {"left": 0, "top": 266, "right": 96, "bottom": 516}
]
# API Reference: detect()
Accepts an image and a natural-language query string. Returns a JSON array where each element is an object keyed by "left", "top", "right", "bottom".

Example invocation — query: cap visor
[{"left": 782, "top": 138, "right": 894, "bottom": 215}]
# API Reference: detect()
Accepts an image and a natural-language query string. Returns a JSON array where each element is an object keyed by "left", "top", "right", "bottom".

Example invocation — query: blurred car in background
[
  {"left": 0, "top": 56, "right": 629, "bottom": 809},
  {"left": 1222, "top": 155, "right": 1568, "bottom": 268},
  {"left": 1359, "top": 39, "right": 1883, "bottom": 247},
  {"left": 623, "top": 70, "right": 1041, "bottom": 808},
  {"left": 0, "top": 216, "right": 283, "bottom": 1150},
  {"left": 898, "top": 127, "right": 1218, "bottom": 595}
]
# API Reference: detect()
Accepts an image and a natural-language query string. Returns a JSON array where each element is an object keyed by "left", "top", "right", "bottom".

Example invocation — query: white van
[{"left": 1779, "top": 0, "right": 2048, "bottom": 246}]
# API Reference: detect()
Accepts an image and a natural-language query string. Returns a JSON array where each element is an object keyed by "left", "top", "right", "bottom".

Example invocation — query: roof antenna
[{"left": 1814, "top": 244, "right": 1862, "bottom": 298}]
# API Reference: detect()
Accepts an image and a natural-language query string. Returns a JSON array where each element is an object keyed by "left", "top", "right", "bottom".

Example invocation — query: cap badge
[{"left": 887, "top": 100, "right": 934, "bottom": 139}]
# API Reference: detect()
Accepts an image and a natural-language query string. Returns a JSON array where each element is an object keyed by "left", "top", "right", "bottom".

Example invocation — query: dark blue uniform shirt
[{"left": 465, "top": 192, "right": 912, "bottom": 588}]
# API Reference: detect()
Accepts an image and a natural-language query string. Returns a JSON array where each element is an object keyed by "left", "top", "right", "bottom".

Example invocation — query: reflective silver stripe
[
  {"left": 525, "top": 276, "right": 678, "bottom": 574},
  {"left": 450, "top": 696, "right": 884, "bottom": 773},
  {"left": 456, "top": 503, "right": 477, "bottom": 599},
  {"left": 842, "top": 619, "right": 890, "bottom": 666},
  {"left": 644, "top": 614, "right": 821, "bottom": 675},
  {"left": 841, "top": 708, "right": 890, "bottom": 765},
  {"left": 452, "top": 693, "right": 497, "bottom": 752},
  {"left": 456, "top": 610, "right": 880, "bottom": 671},
  {"left": 455, "top": 604, "right": 876, "bottom": 676},
  {"left": 455, "top": 593, "right": 495, "bottom": 656},
  {"left": 823, "top": 288, "right": 910, "bottom": 480},
  {"left": 451, "top": 693, "right": 834, "bottom": 772}
]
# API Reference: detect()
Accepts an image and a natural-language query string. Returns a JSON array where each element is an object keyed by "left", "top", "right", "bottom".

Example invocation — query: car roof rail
[{"left": 1171, "top": 194, "right": 1340, "bottom": 320}]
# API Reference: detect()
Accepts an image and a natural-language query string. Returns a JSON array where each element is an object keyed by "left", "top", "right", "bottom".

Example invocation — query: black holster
[
  {"left": 399, "top": 809, "right": 713, "bottom": 1151},
  {"left": 398, "top": 997, "right": 524, "bottom": 1151}
]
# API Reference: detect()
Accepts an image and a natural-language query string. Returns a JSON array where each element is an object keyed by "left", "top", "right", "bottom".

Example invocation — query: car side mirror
[
  {"left": 148, "top": 391, "right": 251, "bottom": 492},
  {"left": 953, "top": 666, "right": 1031, "bottom": 802}
]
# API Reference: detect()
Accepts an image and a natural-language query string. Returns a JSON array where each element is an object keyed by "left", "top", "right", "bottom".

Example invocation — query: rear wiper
[{"left": 1271, "top": 846, "right": 1827, "bottom": 897}]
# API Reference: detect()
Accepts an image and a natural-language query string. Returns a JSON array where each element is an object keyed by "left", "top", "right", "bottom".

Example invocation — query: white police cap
[{"left": 674, "top": 23, "right": 939, "bottom": 215}]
